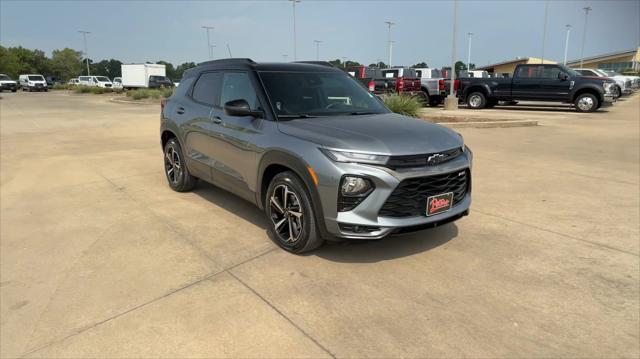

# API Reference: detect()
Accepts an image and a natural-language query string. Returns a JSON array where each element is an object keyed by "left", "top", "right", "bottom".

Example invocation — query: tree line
[{"left": 0, "top": 46, "right": 196, "bottom": 81}]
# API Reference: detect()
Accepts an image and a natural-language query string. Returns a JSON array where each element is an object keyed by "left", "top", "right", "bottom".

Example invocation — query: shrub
[
  {"left": 126, "top": 88, "right": 174, "bottom": 100},
  {"left": 52, "top": 83, "right": 69, "bottom": 90},
  {"left": 74, "top": 85, "right": 92, "bottom": 94},
  {"left": 383, "top": 94, "right": 423, "bottom": 118}
]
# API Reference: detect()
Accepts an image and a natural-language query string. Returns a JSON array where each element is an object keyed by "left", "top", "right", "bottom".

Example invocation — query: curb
[
  {"left": 434, "top": 120, "right": 539, "bottom": 128},
  {"left": 109, "top": 97, "right": 159, "bottom": 105}
]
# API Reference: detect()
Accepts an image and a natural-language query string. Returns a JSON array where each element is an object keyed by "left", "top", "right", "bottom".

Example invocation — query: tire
[
  {"left": 416, "top": 91, "right": 429, "bottom": 107},
  {"left": 265, "top": 171, "right": 323, "bottom": 254},
  {"left": 429, "top": 98, "right": 440, "bottom": 107},
  {"left": 614, "top": 86, "right": 622, "bottom": 98},
  {"left": 466, "top": 91, "right": 487, "bottom": 109},
  {"left": 574, "top": 93, "right": 599, "bottom": 113},
  {"left": 163, "top": 138, "right": 196, "bottom": 192},
  {"left": 11, "top": 89, "right": 16, "bottom": 92}
]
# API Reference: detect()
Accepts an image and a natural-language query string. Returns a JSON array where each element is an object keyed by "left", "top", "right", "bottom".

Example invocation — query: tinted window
[
  {"left": 220, "top": 72, "right": 258, "bottom": 109},
  {"left": 540, "top": 66, "right": 562, "bottom": 79},
  {"left": 515, "top": 66, "right": 539, "bottom": 78},
  {"left": 28, "top": 75, "right": 44, "bottom": 81},
  {"left": 382, "top": 70, "right": 399, "bottom": 78},
  {"left": 192, "top": 72, "right": 221, "bottom": 106},
  {"left": 415, "top": 70, "right": 422, "bottom": 77},
  {"left": 0, "top": 75, "right": 11, "bottom": 81}
]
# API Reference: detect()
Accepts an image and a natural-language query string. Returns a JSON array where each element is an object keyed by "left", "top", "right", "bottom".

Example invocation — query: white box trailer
[{"left": 121, "top": 63, "right": 166, "bottom": 89}]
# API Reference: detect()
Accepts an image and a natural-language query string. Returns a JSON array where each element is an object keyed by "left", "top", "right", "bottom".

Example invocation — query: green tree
[
  {"left": 49, "top": 48, "right": 83, "bottom": 80},
  {"left": 455, "top": 61, "right": 467, "bottom": 72},
  {"left": 0, "top": 46, "right": 21, "bottom": 78},
  {"left": 0, "top": 46, "right": 50, "bottom": 77},
  {"left": 411, "top": 62, "right": 428, "bottom": 68},
  {"left": 368, "top": 61, "right": 387, "bottom": 68},
  {"left": 174, "top": 62, "right": 196, "bottom": 80},
  {"left": 92, "top": 59, "right": 122, "bottom": 78},
  {"left": 157, "top": 60, "right": 176, "bottom": 79}
]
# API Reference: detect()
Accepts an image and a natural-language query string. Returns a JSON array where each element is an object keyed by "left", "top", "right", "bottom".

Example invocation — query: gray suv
[{"left": 160, "top": 59, "right": 472, "bottom": 253}]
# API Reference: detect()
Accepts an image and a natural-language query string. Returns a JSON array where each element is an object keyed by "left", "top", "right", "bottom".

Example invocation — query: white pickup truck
[{"left": 413, "top": 67, "right": 445, "bottom": 107}]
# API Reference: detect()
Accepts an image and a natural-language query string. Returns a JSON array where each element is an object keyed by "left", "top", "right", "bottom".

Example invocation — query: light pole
[
  {"left": 78, "top": 30, "right": 91, "bottom": 76},
  {"left": 541, "top": 0, "right": 549, "bottom": 64},
  {"left": 385, "top": 21, "right": 395, "bottom": 67},
  {"left": 227, "top": 44, "right": 233, "bottom": 58},
  {"left": 314, "top": 40, "right": 322, "bottom": 61},
  {"left": 289, "top": 0, "right": 301, "bottom": 61},
  {"left": 209, "top": 45, "right": 216, "bottom": 60},
  {"left": 580, "top": 6, "right": 592, "bottom": 67},
  {"left": 202, "top": 26, "right": 214, "bottom": 60},
  {"left": 466, "top": 32, "right": 474, "bottom": 70},
  {"left": 341, "top": 57, "right": 348, "bottom": 68},
  {"left": 444, "top": 0, "right": 458, "bottom": 110},
  {"left": 563, "top": 25, "right": 572, "bottom": 65}
]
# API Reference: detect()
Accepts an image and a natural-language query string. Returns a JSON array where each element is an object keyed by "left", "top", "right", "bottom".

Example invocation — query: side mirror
[
  {"left": 224, "top": 99, "right": 263, "bottom": 118},
  {"left": 558, "top": 72, "right": 569, "bottom": 81}
]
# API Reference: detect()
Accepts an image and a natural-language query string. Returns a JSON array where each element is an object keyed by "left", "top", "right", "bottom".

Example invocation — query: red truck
[{"left": 346, "top": 66, "right": 424, "bottom": 100}]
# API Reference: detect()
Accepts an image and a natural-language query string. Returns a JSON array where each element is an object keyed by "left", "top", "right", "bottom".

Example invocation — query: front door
[
  {"left": 537, "top": 66, "right": 572, "bottom": 101},
  {"left": 208, "top": 71, "right": 265, "bottom": 201}
]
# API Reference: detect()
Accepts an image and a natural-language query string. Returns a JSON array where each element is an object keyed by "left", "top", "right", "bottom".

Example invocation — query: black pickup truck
[{"left": 459, "top": 64, "right": 615, "bottom": 112}]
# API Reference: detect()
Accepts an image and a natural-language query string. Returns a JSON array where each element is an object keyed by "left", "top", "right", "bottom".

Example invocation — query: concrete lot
[{"left": 1, "top": 91, "right": 638, "bottom": 358}]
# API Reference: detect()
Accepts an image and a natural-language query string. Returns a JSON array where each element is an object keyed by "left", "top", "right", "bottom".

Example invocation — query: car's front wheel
[
  {"left": 265, "top": 172, "right": 323, "bottom": 253},
  {"left": 574, "top": 93, "right": 599, "bottom": 112},
  {"left": 163, "top": 138, "right": 196, "bottom": 192}
]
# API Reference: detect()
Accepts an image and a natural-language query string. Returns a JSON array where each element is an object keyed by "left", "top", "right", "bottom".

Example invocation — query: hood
[{"left": 277, "top": 113, "right": 462, "bottom": 155}]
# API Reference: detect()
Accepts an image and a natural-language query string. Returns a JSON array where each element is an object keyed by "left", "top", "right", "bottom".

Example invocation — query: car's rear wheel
[
  {"left": 265, "top": 172, "right": 323, "bottom": 253},
  {"left": 467, "top": 91, "right": 487, "bottom": 109},
  {"left": 163, "top": 138, "right": 196, "bottom": 192},
  {"left": 574, "top": 93, "right": 599, "bottom": 112}
]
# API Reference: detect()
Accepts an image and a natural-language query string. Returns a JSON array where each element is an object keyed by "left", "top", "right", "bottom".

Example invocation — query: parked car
[
  {"left": 121, "top": 63, "right": 166, "bottom": 89},
  {"left": 574, "top": 68, "right": 630, "bottom": 97},
  {"left": 601, "top": 70, "right": 639, "bottom": 90},
  {"left": 160, "top": 59, "right": 472, "bottom": 253},
  {"left": 0, "top": 74, "right": 18, "bottom": 92},
  {"left": 77, "top": 76, "right": 113, "bottom": 88},
  {"left": 345, "top": 66, "right": 396, "bottom": 94},
  {"left": 67, "top": 78, "right": 79, "bottom": 85},
  {"left": 18, "top": 74, "right": 47, "bottom": 92},
  {"left": 458, "top": 64, "right": 616, "bottom": 112},
  {"left": 45, "top": 76, "right": 64, "bottom": 88},
  {"left": 112, "top": 77, "right": 123, "bottom": 89},
  {"left": 459, "top": 70, "right": 490, "bottom": 78},
  {"left": 148, "top": 75, "right": 174, "bottom": 89},
  {"left": 414, "top": 67, "right": 445, "bottom": 106}
]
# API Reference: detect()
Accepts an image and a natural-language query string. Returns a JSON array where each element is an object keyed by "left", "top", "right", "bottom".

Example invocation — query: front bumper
[
  {"left": 0, "top": 83, "right": 17, "bottom": 90},
  {"left": 603, "top": 94, "right": 615, "bottom": 104},
  {"left": 317, "top": 149, "right": 473, "bottom": 240}
]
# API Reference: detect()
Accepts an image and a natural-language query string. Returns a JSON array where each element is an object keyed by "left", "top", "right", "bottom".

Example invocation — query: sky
[{"left": 1, "top": 0, "right": 639, "bottom": 68}]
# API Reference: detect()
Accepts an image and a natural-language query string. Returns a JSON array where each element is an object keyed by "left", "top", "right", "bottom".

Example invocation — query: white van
[
  {"left": 19, "top": 74, "right": 47, "bottom": 92},
  {"left": 78, "top": 76, "right": 113, "bottom": 88}
]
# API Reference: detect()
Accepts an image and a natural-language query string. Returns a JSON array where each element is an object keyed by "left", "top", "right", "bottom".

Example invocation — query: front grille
[
  {"left": 379, "top": 169, "right": 470, "bottom": 218},
  {"left": 386, "top": 147, "right": 463, "bottom": 169}
]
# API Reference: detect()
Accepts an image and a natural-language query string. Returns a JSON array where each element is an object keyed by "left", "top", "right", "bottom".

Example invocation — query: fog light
[{"left": 341, "top": 176, "right": 371, "bottom": 195}]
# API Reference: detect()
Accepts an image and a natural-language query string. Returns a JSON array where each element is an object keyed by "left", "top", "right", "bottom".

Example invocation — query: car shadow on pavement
[
  {"left": 495, "top": 104, "right": 610, "bottom": 113},
  {"left": 192, "top": 182, "right": 267, "bottom": 230},
  {"left": 313, "top": 224, "right": 458, "bottom": 263}
]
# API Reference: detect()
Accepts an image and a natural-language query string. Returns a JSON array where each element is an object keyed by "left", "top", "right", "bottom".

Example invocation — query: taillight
[
  {"left": 439, "top": 79, "right": 445, "bottom": 91},
  {"left": 454, "top": 80, "right": 460, "bottom": 91},
  {"left": 396, "top": 77, "right": 405, "bottom": 92},
  {"left": 368, "top": 80, "right": 375, "bottom": 92}
]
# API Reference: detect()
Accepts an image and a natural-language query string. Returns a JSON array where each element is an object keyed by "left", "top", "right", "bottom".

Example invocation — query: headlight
[
  {"left": 320, "top": 148, "right": 389, "bottom": 165},
  {"left": 456, "top": 132, "right": 467, "bottom": 152},
  {"left": 604, "top": 82, "right": 613, "bottom": 93}
]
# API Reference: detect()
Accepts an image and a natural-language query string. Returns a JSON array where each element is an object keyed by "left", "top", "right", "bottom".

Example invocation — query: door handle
[
  {"left": 212, "top": 116, "right": 222, "bottom": 124},
  {"left": 176, "top": 107, "right": 185, "bottom": 115}
]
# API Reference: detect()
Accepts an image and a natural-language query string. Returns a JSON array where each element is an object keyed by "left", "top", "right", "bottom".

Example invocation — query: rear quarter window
[{"left": 191, "top": 72, "right": 221, "bottom": 106}]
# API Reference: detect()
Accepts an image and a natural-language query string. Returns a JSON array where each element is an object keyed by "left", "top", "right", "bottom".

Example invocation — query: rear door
[
  {"left": 511, "top": 65, "right": 541, "bottom": 99},
  {"left": 180, "top": 71, "right": 222, "bottom": 181}
]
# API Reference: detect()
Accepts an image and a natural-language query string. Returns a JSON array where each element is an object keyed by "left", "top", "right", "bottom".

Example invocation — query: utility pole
[
  {"left": 563, "top": 25, "right": 572, "bottom": 65},
  {"left": 202, "top": 26, "right": 214, "bottom": 60},
  {"left": 541, "top": 0, "right": 549, "bottom": 64},
  {"left": 444, "top": 0, "right": 458, "bottom": 110},
  {"left": 341, "top": 56, "right": 348, "bottom": 68},
  {"left": 289, "top": 0, "right": 301, "bottom": 61},
  {"left": 227, "top": 44, "right": 233, "bottom": 58},
  {"left": 385, "top": 21, "right": 395, "bottom": 67},
  {"left": 467, "top": 32, "right": 474, "bottom": 70},
  {"left": 580, "top": 6, "right": 592, "bottom": 68},
  {"left": 209, "top": 45, "right": 216, "bottom": 60},
  {"left": 314, "top": 40, "right": 322, "bottom": 61},
  {"left": 78, "top": 30, "right": 91, "bottom": 76}
]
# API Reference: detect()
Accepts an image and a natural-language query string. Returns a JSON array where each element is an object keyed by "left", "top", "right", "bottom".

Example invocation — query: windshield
[
  {"left": 603, "top": 70, "right": 621, "bottom": 76},
  {"left": 95, "top": 76, "right": 110, "bottom": 82},
  {"left": 259, "top": 71, "right": 388, "bottom": 117},
  {"left": 0, "top": 75, "right": 11, "bottom": 81},
  {"left": 28, "top": 75, "right": 44, "bottom": 81}
]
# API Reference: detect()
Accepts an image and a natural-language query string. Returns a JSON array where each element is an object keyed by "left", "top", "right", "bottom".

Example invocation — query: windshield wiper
[{"left": 277, "top": 114, "right": 318, "bottom": 119}]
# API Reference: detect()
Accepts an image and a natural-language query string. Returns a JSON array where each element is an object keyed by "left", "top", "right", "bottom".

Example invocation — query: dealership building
[
  {"left": 566, "top": 48, "right": 640, "bottom": 71},
  {"left": 475, "top": 48, "right": 640, "bottom": 74}
]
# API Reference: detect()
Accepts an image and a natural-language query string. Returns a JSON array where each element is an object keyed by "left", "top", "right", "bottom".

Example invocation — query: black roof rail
[
  {"left": 294, "top": 61, "right": 335, "bottom": 68},
  {"left": 197, "top": 58, "right": 256, "bottom": 66}
]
